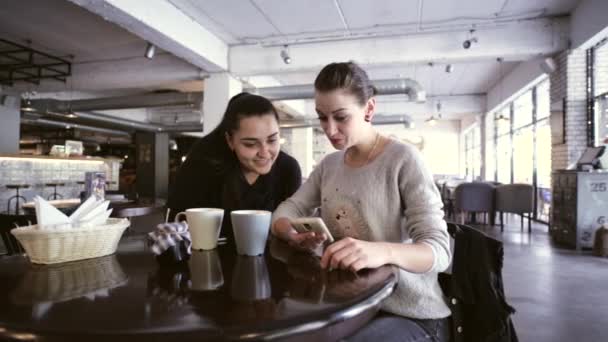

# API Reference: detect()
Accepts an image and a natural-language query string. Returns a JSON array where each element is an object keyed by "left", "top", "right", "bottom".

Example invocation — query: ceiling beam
[
  {"left": 229, "top": 17, "right": 569, "bottom": 76},
  {"left": 69, "top": 0, "right": 229, "bottom": 72}
]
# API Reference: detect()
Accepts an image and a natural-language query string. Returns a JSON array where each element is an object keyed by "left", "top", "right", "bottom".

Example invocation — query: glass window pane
[
  {"left": 496, "top": 135, "right": 511, "bottom": 183},
  {"left": 485, "top": 138, "right": 495, "bottom": 181},
  {"left": 595, "top": 95, "right": 608, "bottom": 145},
  {"left": 537, "top": 79, "right": 550, "bottom": 120},
  {"left": 496, "top": 107, "right": 511, "bottom": 136},
  {"left": 536, "top": 119, "right": 552, "bottom": 188},
  {"left": 594, "top": 40, "right": 608, "bottom": 96},
  {"left": 513, "top": 90, "right": 533, "bottom": 129},
  {"left": 513, "top": 127, "right": 533, "bottom": 184},
  {"left": 473, "top": 146, "right": 481, "bottom": 180},
  {"left": 484, "top": 112, "right": 495, "bottom": 181}
]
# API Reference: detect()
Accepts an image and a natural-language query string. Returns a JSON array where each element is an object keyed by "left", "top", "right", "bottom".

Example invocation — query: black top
[
  {"left": 0, "top": 237, "right": 397, "bottom": 341},
  {"left": 168, "top": 143, "right": 301, "bottom": 242}
]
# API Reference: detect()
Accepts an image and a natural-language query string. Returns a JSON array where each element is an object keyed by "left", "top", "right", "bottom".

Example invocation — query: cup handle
[{"left": 174, "top": 211, "right": 187, "bottom": 223}]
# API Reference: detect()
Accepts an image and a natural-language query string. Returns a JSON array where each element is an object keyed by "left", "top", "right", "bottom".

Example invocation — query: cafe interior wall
[
  {"left": 378, "top": 120, "right": 461, "bottom": 177},
  {"left": 280, "top": 118, "right": 460, "bottom": 179}
]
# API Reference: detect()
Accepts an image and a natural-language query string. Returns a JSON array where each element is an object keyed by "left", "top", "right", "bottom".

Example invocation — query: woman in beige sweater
[{"left": 272, "top": 62, "right": 451, "bottom": 342}]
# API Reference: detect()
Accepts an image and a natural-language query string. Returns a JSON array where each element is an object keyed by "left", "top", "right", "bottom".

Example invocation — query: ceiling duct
[
  {"left": 280, "top": 114, "right": 413, "bottom": 129},
  {"left": 24, "top": 92, "right": 203, "bottom": 112},
  {"left": 21, "top": 118, "right": 131, "bottom": 137},
  {"left": 73, "top": 111, "right": 201, "bottom": 132},
  {"left": 21, "top": 91, "right": 204, "bottom": 133},
  {"left": 244, "top": 78, "right": 425, "bottom": 103},
  {"left": 37, "top": 110, "right": 203, "bottom": 133}
]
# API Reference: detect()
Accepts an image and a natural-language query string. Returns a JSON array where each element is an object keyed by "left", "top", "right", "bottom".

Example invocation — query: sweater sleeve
[
  {"left": 272, "top": 157, "right": 323, "bottom": 223},
  {"left": 398, "top": 144, "right": 451, "bottom": 273}
]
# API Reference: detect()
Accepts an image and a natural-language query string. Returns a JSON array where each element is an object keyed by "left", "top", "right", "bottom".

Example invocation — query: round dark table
[{"left": 0, "top": 237, "right": 397, "bottom": 341}]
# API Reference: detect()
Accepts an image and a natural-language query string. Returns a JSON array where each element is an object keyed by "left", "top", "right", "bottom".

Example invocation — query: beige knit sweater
[{"left": 273, "top": 139, "right": 451, "bottom": 319}]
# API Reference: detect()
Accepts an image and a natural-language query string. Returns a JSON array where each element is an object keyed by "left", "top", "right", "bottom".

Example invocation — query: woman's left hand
[{"left": 320, "top": 238, "right": 389, "bottom": 272}]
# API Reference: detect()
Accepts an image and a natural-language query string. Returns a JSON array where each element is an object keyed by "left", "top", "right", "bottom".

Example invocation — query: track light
[
  {"left": 445, "top": 64, "right": 453, "bottom": 73},
  {"left": 280, "top": 45, "right": 291, "bottom": 64},
  {"left": 462, "top": 38, "right": 477, "bottom": 49},
  {"left": 21, "top": 98, "right": 35, "bottom": 112},
  {"left": 496, "top": 113, "right": 510, "bottom": 122},
  {"left": 145, "top": 42, "right": 156, "bottom": 59},
  {"left": 462, "top": 29, "right": 478, "bottom": 49}
]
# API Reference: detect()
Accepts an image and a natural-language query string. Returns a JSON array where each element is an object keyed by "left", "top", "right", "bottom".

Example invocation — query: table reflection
[
  {"left": 10, "top": 255, "right": 128, "bottom": 319},
  {"left": 0, "top": 236, "right": 396, "bottom": 341}
]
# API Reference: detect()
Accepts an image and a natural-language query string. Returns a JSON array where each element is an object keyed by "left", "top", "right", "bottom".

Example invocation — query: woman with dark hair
[
  {"left": 168, "top": 92, "right": 302, "bottom": 243},
  {"left": 272, "top": 62, "right": 451, "bottom": 341}
]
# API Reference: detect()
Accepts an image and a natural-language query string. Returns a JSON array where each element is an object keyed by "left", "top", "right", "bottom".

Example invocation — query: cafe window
[
  {"left": 484, "top": 112, "right": 496, "bottom": 181},
  {"left": 496, "top": 106, "right": 511, "bottom": 136},
  {"left": 513, "top": 90, "right": 533, "bottom": 129},
  {"left": 485, "top": 78, "right": 552, "bottom": 222},
  {"left": 464, "top": 124, "right": 481, "bottom": 181},
  {"left": 496, "top": 133, "right": 512, "bottom": 183},
  {"left": 512, "top": 90, "right": 534, "bottom": 184},
  {"left": 593, "top": 39, "right": 608, "bottom": 146},
  {"left": 537, "top": 79, "right": 550, "bottom": 120}
]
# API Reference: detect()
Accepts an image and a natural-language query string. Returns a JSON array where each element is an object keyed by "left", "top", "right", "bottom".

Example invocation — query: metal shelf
[{"left": 0, "top": 39, "right": 71, "bottom": 86}]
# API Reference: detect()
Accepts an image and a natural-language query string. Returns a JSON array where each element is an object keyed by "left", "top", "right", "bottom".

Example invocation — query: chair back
[
  {"left": 0, "top": 213, "right": 36, "bottom": 255},
  {"left": 454, "top": 182, "right": 495, "bottom": 212},
  {"left": 440, "top": 223, "right": 518, "bottom": 342},
  {"left": 495, "top": 183, "right": 534, "bottom": 214}
]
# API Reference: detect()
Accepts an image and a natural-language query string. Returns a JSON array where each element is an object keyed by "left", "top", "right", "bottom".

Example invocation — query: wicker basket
[{"left": 11, "top": 218, "right": 130, "bottom": 264}]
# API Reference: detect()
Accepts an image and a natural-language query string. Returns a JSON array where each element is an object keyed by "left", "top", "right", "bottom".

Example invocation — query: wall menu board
[{"left": 577, "top": 172, "right": 608, "bottom": 249}]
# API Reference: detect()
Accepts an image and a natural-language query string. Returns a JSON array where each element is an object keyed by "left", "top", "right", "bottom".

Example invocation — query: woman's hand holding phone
[{"left": 272, "top": 217, "right": 329, "bottom": 251}]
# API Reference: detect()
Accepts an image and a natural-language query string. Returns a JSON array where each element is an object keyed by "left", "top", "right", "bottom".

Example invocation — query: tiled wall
[{"left": 0, "top": 157, "right": 120, "bottom": 213}]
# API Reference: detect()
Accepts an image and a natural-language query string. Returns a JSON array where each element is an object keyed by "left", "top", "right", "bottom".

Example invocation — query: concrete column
[
  {"left": 550, "top": 49, "right": 588, "bottom": 170},
  {"left": 0, "top": 94, "right": 20, "bottom": 154},
  {"left": 136, "top": 132, "right": 169, "bottom": 199},
  {"left": 202, "top": 73, "right": 242, "bottom": 135}
]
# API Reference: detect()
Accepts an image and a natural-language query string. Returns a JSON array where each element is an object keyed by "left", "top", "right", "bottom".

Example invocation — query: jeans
[{"left": 346, "top": 311, "right": 451, "bottom": 342}]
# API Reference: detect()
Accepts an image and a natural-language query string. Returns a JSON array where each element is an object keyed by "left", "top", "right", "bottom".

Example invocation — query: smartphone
[{"left": 290, "top": 217, "right": 335, "bottom": 243}]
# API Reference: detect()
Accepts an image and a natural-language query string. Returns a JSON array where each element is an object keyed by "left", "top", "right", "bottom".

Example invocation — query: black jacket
[{"left": 439, "top": 223, "right": 518, "bottom": 342}]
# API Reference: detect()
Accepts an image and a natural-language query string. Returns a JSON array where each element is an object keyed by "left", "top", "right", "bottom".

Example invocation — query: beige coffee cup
[{"left": 175, "top": 208, "right": 224, "bottom": 250}]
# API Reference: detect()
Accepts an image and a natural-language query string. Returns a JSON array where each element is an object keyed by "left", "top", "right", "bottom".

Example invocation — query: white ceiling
[
  {"left": 0, "top": 0, "right": 581, "bottom": 123},
  {"left": 173, "top": 0, "right": 577, "bottom": 45}
]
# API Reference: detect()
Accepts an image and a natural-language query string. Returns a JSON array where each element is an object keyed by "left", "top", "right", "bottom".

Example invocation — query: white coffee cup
[
  {"left": 175, "top": 208, "right": 224, "bottom": 250},
  {"left": 189, "top": 249, "right": 224, "bottom": 291},
  {"left": 230, "top": 210, "right": 271, "bottom": 256}
]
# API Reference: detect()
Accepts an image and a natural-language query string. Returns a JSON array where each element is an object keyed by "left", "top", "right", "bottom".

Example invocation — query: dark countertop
[{"left": 0, "top": 236, "right": 397, "bottom": 341}]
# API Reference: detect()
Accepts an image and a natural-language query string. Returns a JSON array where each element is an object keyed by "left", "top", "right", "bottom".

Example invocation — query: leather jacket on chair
[{"left": 439, "top": 223, "right": 518, "bottom": 342}]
